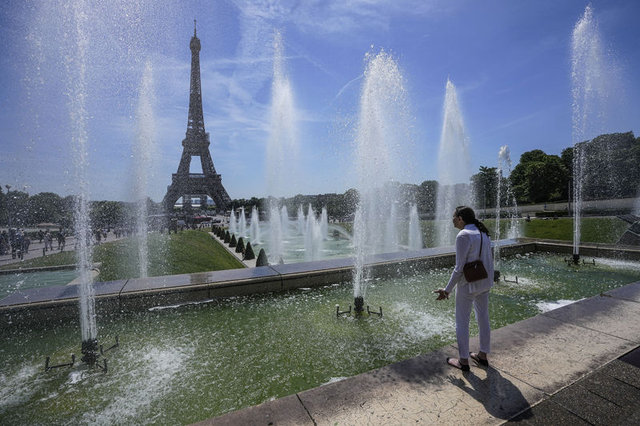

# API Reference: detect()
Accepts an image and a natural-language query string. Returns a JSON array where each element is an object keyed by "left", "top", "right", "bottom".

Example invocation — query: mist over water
[{"left": 436, "top": 79, "right": 473, "bottom": 247}]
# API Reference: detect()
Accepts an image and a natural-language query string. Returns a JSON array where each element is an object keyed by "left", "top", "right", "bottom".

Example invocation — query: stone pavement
[
  {"left": 0, "top": 235, "right": 77, "bottom": 267},
  {"left": 200, "top": 280, "right": 640, "bottom": 425},
  {"left": 209, "top": 231, "right": 257, "bottom": 268}
]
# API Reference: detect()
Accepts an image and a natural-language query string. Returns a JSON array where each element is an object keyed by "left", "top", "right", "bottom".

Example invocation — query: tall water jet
[
  {"left": 229, "top": 207, "right": 237, "bottom": 235},
  {"left": 494, "top": 145, "right": 520, "bottom": 265},
  {"left": 268, "top": 203, "right": 283, "bottom": 263},
  {"left": 384, "top": 204, "right": 398, "bottom": 252},
  {"left": 239, "top": 207, "right": 247, "bottom": 237},
  {"left": 435, "top": 79, "right": 473, "bottom": 247},
  {"left": 571, "top": 5, "right": 613, "bottom": 263},
  {"left": 66, "top": 1, "right": 97, "bottom": 362},
  {"left": 266, "top": 30, "right": 297, "bottom": 262},
  {"left": 352, "top": 50, "right": 412, "bottom": 313},
  {"left": 296, "top": 205, "right": 305, "bottom": 235},
  {"left": 133, "top": 60, "right": 156, "bottom": 279},
  {"left": 320, "top": 207, "right": 329, "bottom": 240},
  {"left": 304, "top": 206, "right": 323, "bottom": 261},
  {"left": 250, "top": 206, "right": 261, "bottom": 244},
  {"left": 408, "top": 204, "right": 423, "bottom": 250},
  {"left": 280, "top": 206, "right": 289, "bottom": 239}
]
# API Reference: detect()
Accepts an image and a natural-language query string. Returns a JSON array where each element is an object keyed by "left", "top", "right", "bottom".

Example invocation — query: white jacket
[{"left": 444, "top": 224, "right": 494, "bottom": 294}]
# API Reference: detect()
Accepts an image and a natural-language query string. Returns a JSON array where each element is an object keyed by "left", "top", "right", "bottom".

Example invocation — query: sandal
[
  {"left": 469, "top": 352, "right": 489, "bottom": 367},
  {"left": 446, "top": 357, "right": 470, "bottom": 371}
]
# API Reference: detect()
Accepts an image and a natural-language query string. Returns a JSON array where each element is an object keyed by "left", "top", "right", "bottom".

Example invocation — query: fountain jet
[
  {"left": 352, "top": 49, "right": 412, "bottom": 314},
  {"left": 435, "top": 79, "right": 474, "bottom": 247}
]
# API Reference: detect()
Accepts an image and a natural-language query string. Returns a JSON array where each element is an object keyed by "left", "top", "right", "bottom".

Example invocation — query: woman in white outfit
[{"left": 434, "top": 206, "right": 494, "bottom": 371}]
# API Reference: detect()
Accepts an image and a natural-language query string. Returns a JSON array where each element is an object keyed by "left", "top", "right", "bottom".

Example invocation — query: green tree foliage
[
  {"left": 511, "top": 150, "right": 569, "bottom": 204},
  {"left": 577, "top": 132, "right": 640, "bottom": 200},
  {"left": 471, "top": 167, "right": 498, "bottom": 209},
  {"left": 27, "top": 192, "right": 68, "bottom": 225}
]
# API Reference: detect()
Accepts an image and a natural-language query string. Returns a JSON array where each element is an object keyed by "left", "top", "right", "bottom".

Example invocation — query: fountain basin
[
  {"left": 1, "top": 241, "right": 639, "bottom": 424},
  {"left": 2, "top": 239, "right": 639, "bottom": 329}
]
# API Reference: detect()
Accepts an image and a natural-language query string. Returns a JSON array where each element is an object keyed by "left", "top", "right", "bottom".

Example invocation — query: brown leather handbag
[{"left": 463, "top": 232, "right": 488, "bottom": 282}]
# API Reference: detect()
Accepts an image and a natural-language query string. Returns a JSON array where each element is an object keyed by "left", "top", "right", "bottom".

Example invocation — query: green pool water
[
  {"left": 1, "top": 253, "right": 639, "bottom": 424},
  {"left": 0, "top": 269, "right": 78, "bottom": 299}
]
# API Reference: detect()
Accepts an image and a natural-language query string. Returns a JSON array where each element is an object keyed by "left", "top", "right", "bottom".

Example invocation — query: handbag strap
[{"left": 478, "top": 230, "right": 483, "bottom": 258}]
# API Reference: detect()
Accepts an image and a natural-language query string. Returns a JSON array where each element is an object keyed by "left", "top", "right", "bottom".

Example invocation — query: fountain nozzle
[
  {"left": 572, "top": 254, "right": 580, "bottom": 265},
  {"left": 81, "top": 338, "right": 99, "bottom": 366},
  {"left": 354, "top": 296, "right": 364, "bottom": 314}
]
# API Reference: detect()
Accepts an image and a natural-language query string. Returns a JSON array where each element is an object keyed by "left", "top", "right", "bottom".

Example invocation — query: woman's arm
[{"left": 444, "top": 232, "right": 470, "bottom": 293}]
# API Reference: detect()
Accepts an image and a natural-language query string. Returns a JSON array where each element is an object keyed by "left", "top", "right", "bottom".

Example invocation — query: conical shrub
[
  {"left": 256, "top": 248, "right": 269, "bottom": 266},
  {"left": 236, "top": 237, "right": 245, "bottom": 253},
  {"left": 229, "top": 234, "right": 237, "bottom": 247},
  {"left": 224, "top": 231, "right": 230, "bottom": 243},
  {"left": 244, "top": 242, "right": 256, "bottom": 260}
]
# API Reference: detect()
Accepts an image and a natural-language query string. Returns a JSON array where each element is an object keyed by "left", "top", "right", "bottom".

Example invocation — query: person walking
[{"left": 434, "top": 206, "right": 494, "bottom": 371}]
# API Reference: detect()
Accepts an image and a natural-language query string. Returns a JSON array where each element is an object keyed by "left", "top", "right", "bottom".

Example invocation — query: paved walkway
[
  {"left": 200, "top": 280, "right": 640, "bottom": 425},
  {"left": 0, "top": 232, "right": 125, "bottom": 269},
  {"left": 209, "top": 231, "right": 257, "bottom": 268},
  {"left": 0, "top": 236, "right": 78, "bottom": 267}
]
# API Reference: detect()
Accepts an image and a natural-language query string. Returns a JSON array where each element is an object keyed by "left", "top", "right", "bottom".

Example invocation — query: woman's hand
[{"left": 433, "top": 288, "right": 449, "bottom": 300}]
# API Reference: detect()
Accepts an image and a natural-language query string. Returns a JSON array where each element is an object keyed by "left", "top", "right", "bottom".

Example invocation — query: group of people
[
  {"left": 0, "top": 228, "right": 31, "bottom": 259},
  {"left": 0, "top": 228, "right": 70, "bottom": 260}
]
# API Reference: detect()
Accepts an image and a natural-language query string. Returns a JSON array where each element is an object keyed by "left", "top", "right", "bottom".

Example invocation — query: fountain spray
[
  {"left": 351, "top": 49, "right": 411, "bottom": 314},
  {"left": 435, "top": 79, "right": 473, "bottom": 247}
]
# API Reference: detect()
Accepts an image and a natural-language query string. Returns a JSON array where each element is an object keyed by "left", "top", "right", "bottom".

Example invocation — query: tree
[
  {"left": 0, "top": 185, "right": 6, "bottom": 225},
  {"left": 27, "top": 192, "right": 65, "bottom": 225},
  {"left": 416, "top": 180, "right": 438, "bottom": 215},
  {"left": 471, "top": 167, "right": 498, "bottom": 209},
  {"left": 5, "top": 190, "right": 29, "bottom": 227},
  {"left": 511, "top": 150, "right": 569, "bottom": 204}
]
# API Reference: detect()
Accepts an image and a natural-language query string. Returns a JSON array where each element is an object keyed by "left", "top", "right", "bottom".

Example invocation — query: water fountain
[
  {"left": 435, "top": 79, "right": 474, "bottom": 247},
  {"left": 408, "top": 204, "right": 423, "bottom": 250},
  {"left": 384, "top": 204, "right": 399, "bottom": 253},
  {"left": 3, "top": 3, "right": 638, "bottom": 423},
  {"left": 265, "top": 30, "right": 297, "bottom": 263},
  {"left": 133, "top": 60, "right": 157, "bottom": 279},
  {"left": 570, "top": 5, "right": 613, "bottom": 264},
  {"left": 229, "top": 207, "right": 237, "bottom": 235},
  {"left": 304, "top": 205, "right": 323, "bottom": 261},
  {"left": 250, "top": 206, "right": 261, "bottom": 244},
  {"left": 65, "top": 1, "right": 99, "bottom": 366},
  {"left": 2, "top": 251, "right": 640, "bottom": 423},
  {"left": 351, "top": 49, "right": 413, "bottom": 313},
  {"left": 494, "top": 145, "right": 520, "bottom": 266},
  {"left": 238, "top": 207, "right": 247, "bottom": 238}
]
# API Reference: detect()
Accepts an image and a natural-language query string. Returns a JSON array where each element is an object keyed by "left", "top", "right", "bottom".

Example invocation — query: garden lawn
[{"left": 0, "top": 230, "right": 244, "bottom": 280}]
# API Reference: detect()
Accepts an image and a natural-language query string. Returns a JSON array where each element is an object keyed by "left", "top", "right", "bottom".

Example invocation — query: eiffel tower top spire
[{"left": 187, "top": 18, "right": 204, "bottom": 138}]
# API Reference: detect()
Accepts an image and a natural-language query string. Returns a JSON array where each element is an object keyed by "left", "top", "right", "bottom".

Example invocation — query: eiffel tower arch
[{"left": 163, "top": 21, "right": 231, "bottom": 213}]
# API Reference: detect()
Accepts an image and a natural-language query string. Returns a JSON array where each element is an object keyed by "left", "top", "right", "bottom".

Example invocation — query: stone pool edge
[{"left": 1, "top": 239, "right": 638, "bottom": 330}]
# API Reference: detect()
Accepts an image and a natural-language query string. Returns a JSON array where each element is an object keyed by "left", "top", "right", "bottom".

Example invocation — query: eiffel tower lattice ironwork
[{"left": 163, "top": 21, "right": 231, "bottom": 212}]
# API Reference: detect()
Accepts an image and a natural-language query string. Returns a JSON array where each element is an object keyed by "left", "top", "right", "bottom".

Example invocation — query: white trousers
[{"left": 455, "top": 286, "right": 490, "bottom": 359}]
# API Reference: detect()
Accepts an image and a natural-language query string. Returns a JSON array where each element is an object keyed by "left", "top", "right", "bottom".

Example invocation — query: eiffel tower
[{"left": 163, "top": 21, "right": 231, "bottom": 212}]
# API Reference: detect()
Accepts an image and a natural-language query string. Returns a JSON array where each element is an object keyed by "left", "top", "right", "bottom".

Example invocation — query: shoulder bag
[{"left": 463, "top": 232, "right": 488, "bottom": 282}]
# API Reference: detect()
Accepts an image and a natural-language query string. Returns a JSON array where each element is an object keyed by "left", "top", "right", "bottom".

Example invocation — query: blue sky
[{"left": 0, "top": 0, "right": 638, "bottom": 202}]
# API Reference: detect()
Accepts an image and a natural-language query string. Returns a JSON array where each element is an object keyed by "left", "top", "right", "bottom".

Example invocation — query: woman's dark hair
[{"left": 454, "top": 206, "right": 490, "bottom": 236}]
